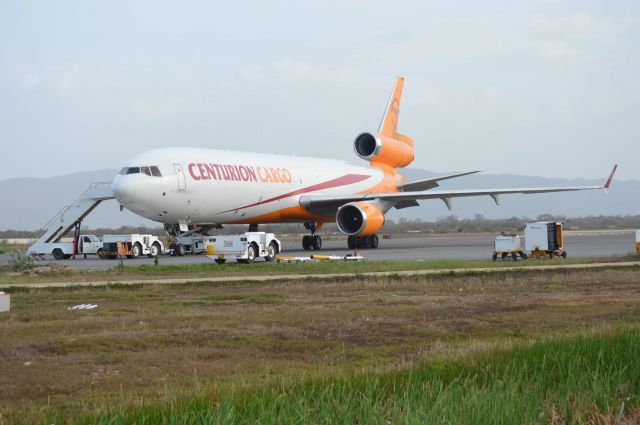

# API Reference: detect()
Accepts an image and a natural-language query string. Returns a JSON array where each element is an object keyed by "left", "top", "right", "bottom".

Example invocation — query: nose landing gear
[
  {"left": 347, "top": 234, "right": 379, "bottom": 250},
  {"left": 302, "top": 221, "right": 322, "bottom": 250}
]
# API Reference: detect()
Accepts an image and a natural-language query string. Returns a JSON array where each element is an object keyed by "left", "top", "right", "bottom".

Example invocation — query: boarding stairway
[{"left": 28, "top": 182, "right": 114, "bottom": 253}]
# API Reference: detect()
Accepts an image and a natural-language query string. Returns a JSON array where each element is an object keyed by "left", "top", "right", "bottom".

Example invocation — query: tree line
[{"left": 2, "top": 214, "right": 639, "bottom": 239}]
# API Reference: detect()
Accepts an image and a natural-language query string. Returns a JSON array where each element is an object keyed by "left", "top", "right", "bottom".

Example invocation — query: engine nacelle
[
  {"left": 354, "top": 132, "right": 414, "bottom": 168},
  {"left": 336, "top": 202, "right": 385, "bottom": 236}
]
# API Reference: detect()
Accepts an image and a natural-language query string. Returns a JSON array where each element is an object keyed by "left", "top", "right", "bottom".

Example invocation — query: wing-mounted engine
[
  {"left": 336, "top": 202, "right": 385, "bottom": 236},
  {"left": 353, "top": 76, "right": 414, "bottom": 169}
]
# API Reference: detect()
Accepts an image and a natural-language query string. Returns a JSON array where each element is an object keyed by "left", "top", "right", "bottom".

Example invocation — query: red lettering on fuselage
[{"left": 187, "top": 163, "right": 291, "bottom": 184}]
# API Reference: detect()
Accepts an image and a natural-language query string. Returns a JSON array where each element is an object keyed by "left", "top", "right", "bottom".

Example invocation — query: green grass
[
  {"left": 61, "top": 328, "right": 640, "bottom": 424},
  {"left": 112, "top": 255, "right": 638, "bottom": 275},
  {"left": 2, "top": 255, "right": 638, "bottom": 287}
]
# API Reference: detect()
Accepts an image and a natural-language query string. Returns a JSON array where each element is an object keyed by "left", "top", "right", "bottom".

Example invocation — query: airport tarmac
[{"left": 1, "top": 231, "right": 635, "bottom": 269}]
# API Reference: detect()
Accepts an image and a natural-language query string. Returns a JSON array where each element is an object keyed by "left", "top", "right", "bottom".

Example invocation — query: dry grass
[{"left": 0, "top": 268, "right": 639, "bottom": 420}]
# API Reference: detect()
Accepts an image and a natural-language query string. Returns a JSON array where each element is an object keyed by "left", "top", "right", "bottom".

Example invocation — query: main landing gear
[
  {"left": 347, "top": 234, "right": 379, "bottom": 250},
  {"left": 302, "top": 221, "right": 322, "bottom": 250}
]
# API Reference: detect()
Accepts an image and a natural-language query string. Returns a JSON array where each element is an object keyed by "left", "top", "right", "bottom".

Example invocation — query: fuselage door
[{"left": 173, "top": 164, "right": 186, "bottom": 191}]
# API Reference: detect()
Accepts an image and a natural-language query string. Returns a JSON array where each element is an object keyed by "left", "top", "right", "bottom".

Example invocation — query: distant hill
[
  {"left": 385, "top": 169, "right": 639, "bottom": 222},
  {"left": 0, "top": 170, "right": 155, "bottom": 231},
  {"left": 0, "top": 168, "right": 636, "bottom": 231}
]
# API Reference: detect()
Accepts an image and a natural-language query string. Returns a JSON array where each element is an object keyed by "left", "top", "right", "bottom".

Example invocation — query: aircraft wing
[
  {"left": 300, "top": 165, "right": 617, "bottom": 212},
  {"left": 398, "top": 170, "right": 481, "bottom": 191}
]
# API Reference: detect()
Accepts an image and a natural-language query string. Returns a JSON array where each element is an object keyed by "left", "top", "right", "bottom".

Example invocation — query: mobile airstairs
[{"left": 27, "top": 182, "right": 114, "bottom": 258}]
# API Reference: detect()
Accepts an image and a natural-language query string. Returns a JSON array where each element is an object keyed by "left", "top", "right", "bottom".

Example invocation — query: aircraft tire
[
  {"left": 176, "top": 244, "right": 186, "bottom": 256},
  {"left": 369, "top": 234, "right": 379, "bottom": 249},
  {"left": 302, "top": 235, "right": 312, "bottom": 250},
  {"left": 347, "top": 236, "right": 356, "bottom": 250},
  {"left": 311, "top": 235, "right": 322, "bottom": 250}
]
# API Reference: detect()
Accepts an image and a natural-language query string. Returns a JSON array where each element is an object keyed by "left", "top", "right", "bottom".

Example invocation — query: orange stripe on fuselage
[
  {"left": 230, "top": 205, "right": 332, "bottom": 224},
  {"left": 232, "top": 165, "right": 403, "bottom": 224},
  {"left": 357, "top": 163, "right": 403, "bottom": 195}
]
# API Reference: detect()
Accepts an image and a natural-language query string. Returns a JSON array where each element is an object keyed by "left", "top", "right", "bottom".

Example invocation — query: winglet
[{"left": 603, "top": 164, "right": 618, "bottom": 189}]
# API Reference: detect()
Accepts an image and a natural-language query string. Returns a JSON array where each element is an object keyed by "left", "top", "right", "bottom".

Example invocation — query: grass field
[
  {"left": 1, "top": 265, "right": 639, "bottom": 423},
  {"left": 1, "top": 255, "right": 638, "bottom": 287}
]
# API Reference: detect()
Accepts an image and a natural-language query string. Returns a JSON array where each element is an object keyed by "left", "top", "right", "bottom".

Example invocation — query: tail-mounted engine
[
  {"left": 354, "top": 77, "right": 414, "bottom": 169},
  {"left": 354, "top": 132, "right": 414, "bottom": 168},
  {"left": 336, "top": 202, "right": 385, "bottom": 236}
]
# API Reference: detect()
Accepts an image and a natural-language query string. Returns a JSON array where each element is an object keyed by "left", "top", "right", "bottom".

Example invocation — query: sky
[{"left": 1, "top": 1, "right": 639, "bottom": 181}]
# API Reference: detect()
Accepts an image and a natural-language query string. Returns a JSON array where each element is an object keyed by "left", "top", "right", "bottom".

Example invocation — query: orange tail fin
[{"left": 378, "top": 77, "right": 413, "bottom": 147}]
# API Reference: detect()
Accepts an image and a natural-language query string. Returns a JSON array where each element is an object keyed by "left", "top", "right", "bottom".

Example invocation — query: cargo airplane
[{"left": 112, "top": 77, "right": 617, "bottom": 252}]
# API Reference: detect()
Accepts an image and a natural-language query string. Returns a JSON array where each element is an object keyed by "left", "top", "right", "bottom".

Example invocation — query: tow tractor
[
  {"left": 167, "top": 232, "right": 207, "bottom": 256},
  {"left": 98, "top": 234, "right": 164, "bottom": 259},
  {"left": 204, "top": 232, "right": 281, "bottom": 264}
]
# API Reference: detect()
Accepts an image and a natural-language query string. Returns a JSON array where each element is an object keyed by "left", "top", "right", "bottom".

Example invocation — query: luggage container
[
  {"left": 524, "top": 222, "right": 566, "bottom": 259},
  {"left": 492, "top": 234, "right": 527, "bottom": 261}
]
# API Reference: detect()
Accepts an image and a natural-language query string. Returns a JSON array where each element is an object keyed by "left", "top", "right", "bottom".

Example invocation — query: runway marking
[{"left": 2, "top": 261, "right": 638, "bottom": 289}]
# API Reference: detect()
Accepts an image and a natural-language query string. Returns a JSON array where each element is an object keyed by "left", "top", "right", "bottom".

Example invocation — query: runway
[{"left": 1, "top": 231, "right": 635, "bottom": 270}]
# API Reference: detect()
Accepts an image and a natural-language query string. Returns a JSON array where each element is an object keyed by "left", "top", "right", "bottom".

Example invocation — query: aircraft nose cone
[{"left": 112, "top": 175, "right": 134, "bottom": 205}]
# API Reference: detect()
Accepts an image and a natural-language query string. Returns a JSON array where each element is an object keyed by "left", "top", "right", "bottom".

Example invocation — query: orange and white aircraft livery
[{"left": 112, "top": 77, "right": 617, "bottom": 250}]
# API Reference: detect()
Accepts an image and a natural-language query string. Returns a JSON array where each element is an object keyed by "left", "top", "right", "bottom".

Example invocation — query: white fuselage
[{"left": 112, "top": 147, "right": 391, "bottom": 226}]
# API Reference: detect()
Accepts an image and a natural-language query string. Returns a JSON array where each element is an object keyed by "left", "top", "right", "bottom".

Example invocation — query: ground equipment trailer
[
  {"left": 29, "top": 234, "right": 103, "bottom": 260},
  {"left": 99, "top": 234, "right": 164, "bottom": 259},
  {"left": 492, "top": 234, "right": 527, "bottom": 261},
  {"left": 524, "top": 221, "right": 566, "bottom": 259},
  {"left": 204, "top": 232, "right": 281, "bottom": 264}
]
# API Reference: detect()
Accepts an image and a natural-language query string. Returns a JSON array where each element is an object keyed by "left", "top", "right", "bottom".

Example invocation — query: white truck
[
  {"left": 28, "top": 234, "right": 103, "bottom": 260},
  {"left": 492, "top": 234, "right": 527, "bottom": 261},
  {"left": 99, "top": 234, "right": 164, "bottom": 259},
  {"left": 204, "top": 232, "right": 281, "bottom": 264}
]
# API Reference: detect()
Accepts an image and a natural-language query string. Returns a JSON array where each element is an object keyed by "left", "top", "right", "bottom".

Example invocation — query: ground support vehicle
[
  {"left": 28, "top": 234, "right": 103, "bottom": 260},
  {"left": 524, "top": 222, "right": 566, "bottom": 259},
  {"left": 492, "top": 234, "right": 527, "bottom": 261},
  {"left": 204, "top": 232, "right": 281, "bottom": 264},
  {"left": 26, "top": 182, "right": 114, "bottom": 259},
  {"left": 99, "top": 234, "right": 164, "bottom": 259},
  {"left": 168, "top": 233, "right": 206, "bottom": 256},
  {"left": 636, "top": 230, "right": 640, "bottom": 254}
]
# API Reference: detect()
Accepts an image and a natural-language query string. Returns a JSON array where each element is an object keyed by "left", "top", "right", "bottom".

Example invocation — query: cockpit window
[{"left": 120, "top": 165, "right": 162, "bottom": 176}]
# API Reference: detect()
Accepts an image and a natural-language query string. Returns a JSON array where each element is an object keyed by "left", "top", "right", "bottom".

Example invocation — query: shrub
[{"left": 10, "top": 251, "right": 36, "bottom": 272}]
